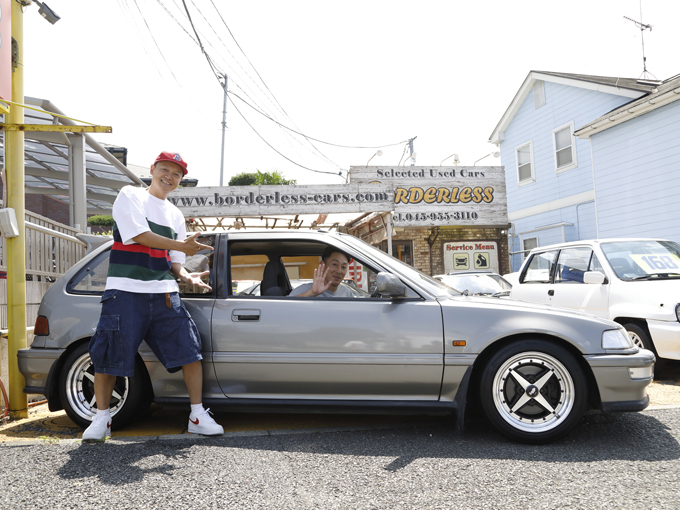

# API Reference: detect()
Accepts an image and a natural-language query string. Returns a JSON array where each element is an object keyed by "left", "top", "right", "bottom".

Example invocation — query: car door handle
[
  {"left": 232, "top": 309, "right": 261, "bottom": 322},
  {"left": 548, "top": 289, "right": 554, "bottom": 296}
]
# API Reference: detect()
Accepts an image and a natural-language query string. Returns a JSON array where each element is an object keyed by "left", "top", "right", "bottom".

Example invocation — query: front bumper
[
  {"left": 18, "top": 347, "right": 64, "bottom": 394},
  {"left": 584, "top": 348, "right": 656, "bottom": 412},
  {"left": 648, "top": 320, "right": 680, "bottom": 360}
]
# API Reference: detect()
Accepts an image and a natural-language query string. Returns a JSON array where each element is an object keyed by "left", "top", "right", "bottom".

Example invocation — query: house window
[
  {"left": 522, "top": 237, "right": 537, "bottom": 259},
  {"left": 553, "top": 122, "right": 577, "bottom": 172},
  {"left": 515, "top": 141, "right": 534, "bottom": 185}
]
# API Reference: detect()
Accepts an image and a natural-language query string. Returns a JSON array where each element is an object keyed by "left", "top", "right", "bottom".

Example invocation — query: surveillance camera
[{"left": 35, "top": 1, "right": 60, "bottom": 25}]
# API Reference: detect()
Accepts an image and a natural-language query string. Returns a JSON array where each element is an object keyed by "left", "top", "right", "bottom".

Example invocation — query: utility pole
[
  {"left": 408, "top": 136, "right": 417, "bottom": 166},
  {"left": 219, "top": 73, "right": 227, "bottom": 186},
  {"left": 6, "top": 0, "right": 28, "bottom": 418}
]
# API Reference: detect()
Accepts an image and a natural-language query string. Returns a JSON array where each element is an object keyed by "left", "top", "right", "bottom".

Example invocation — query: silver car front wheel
[{"left": 481, "top": 340, "right": 587, "bottom": 444}]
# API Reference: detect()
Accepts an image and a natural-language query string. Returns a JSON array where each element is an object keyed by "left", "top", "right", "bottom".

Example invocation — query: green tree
[
  {"left": 87, "top": 215, "right": 114, "bottom": 227},
  {"left": 228, "top": 170, "right": 296, "bottom": 186},
  {"left": 228, "top": 172, "right": 258, "bottom": 186}
]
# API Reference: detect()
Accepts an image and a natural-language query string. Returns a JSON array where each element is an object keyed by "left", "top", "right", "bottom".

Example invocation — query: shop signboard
[
  {"left": 169, "top": 183, "right": 393, "bottom": 217},
  {"left": 443, "top": 241, "right": 499, "bottom": 273},
  {"left": 349, "top": 166, "right": 507, "bottom": 227},
  {"left": 0, "top": 0, "right": 11, "bottom": 113}
]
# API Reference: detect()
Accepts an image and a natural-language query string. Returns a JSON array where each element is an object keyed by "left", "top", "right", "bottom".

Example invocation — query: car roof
[{"left": 527, "top": 238, "right": 673, "bottom": 253}]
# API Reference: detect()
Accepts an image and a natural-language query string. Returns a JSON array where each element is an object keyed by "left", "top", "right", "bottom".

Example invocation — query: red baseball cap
[{"left": 153, "top": 151, "right": 188, "bottom": 175}]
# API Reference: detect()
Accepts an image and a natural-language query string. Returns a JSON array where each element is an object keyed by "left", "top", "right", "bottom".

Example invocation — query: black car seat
[{"left": 260, "top": 258, "right": 291, "bottom": 296}]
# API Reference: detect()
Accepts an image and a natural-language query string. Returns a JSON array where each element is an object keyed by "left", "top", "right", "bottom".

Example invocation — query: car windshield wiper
[
  {"left": 627, "top": 273, "right": 680, "bottom": 281},
  {"left": 492, "top": 291, "right": 511, "bottom": 297}
]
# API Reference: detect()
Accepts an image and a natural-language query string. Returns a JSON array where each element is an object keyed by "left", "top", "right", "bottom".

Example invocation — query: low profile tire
[
  {"left": 58, "top": 342, "right": 151, "bottom": 430},
  {"left": 480, "top": 340, "right": 588, "bottom": 444}
]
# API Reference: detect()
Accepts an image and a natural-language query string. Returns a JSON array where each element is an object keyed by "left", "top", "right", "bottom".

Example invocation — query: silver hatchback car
[{"left": 19, "top": 230, "right": 655, "bottom": 444}]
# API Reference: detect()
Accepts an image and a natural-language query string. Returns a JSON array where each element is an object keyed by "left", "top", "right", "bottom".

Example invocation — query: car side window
[
  {"left": 68, "top": 249, "right": 111, "bottom": 294},
  {"left": 590, "top": 253, "right": 604, "bottom": 273},
  {"left": 522, "top": 250, "right": 557, "bottom": 283},
  {"left": 178, "top": 234, "right": 217, "bottom": 296},
  {"left": 555, "top": 247, "right": 593, "bottom": 284}
]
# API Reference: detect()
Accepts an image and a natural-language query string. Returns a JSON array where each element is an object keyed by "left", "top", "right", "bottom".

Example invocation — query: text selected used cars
[{"left": 19, "top": 231, "right": 654, "bottom": 444}]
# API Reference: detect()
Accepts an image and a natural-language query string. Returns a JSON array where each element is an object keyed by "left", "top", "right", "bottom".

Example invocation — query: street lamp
[
  {"left": 366, "top": 149, "right": 383, "bottom": 166},
  {"left": 473, "top": 151, "right": 500, "bottom": 166},
  {"left": 33, "top": 1, "right": 60, "bottom": 24},
  {"left": 440, "top": 153, "right": 459, "bottom": 166}
]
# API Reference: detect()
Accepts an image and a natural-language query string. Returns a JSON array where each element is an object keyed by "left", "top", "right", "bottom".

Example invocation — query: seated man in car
[{"left": 289, "top": 246, "right": 357, "bottom": 298}]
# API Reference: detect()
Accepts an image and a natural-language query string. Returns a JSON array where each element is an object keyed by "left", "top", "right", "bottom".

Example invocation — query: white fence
[{"left": 0, "top": 212, "right": 87, "bottom": 394}]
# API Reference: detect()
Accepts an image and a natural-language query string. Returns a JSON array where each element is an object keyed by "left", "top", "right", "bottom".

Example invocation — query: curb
[
  {"left": 0, "top": 421, "right": 428, "bottom": 447},
  {"left": 3, "top": 406, "right": 680, "bottom": 447}
]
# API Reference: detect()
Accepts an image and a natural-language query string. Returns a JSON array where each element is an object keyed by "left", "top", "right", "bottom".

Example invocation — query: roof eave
[
  {"left": 575, "top": 85, "right": 680, "bottom": 139},
  {"left": 489, "top": 71, "right": 649, "bottom": 145}
]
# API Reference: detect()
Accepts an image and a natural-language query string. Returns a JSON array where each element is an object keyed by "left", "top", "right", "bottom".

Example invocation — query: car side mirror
[
  {"left": 376, "top": 272, "right": 407, "bottom": 298},
  {"left": 583, "top": 271, "right": 606, "bottom": 284}
]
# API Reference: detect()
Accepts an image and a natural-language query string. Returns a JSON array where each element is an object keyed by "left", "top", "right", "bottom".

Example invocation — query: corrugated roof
[{"left": 575, "top": 73, "right": 680, "bottom": 137}]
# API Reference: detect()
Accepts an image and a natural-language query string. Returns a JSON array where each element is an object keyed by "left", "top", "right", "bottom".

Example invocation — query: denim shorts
[{"left": 88, "top": 289, "right": 203, "bottom": 377}]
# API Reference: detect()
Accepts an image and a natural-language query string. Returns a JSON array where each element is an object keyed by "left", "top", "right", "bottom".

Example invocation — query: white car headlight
[{"left": 602, "top": 329, "right": 634, "bottom": 350}]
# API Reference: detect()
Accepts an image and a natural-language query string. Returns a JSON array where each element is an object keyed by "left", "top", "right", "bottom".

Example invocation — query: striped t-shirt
[{"left": 106, "top": 185, "right": 186, "bottom": 293}]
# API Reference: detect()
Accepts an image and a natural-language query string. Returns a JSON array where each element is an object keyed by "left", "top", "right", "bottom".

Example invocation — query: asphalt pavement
[{"left": 1, "top": 407, "right": 679, "bottom": 509}]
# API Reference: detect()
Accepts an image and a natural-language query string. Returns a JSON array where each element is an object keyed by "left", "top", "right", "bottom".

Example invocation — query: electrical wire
[
  {"left": 228, "top": 91, "right": 412, "bottom": 150},
  {"left": 180, "top": 0, "right": 344, "bottom": 177},
  {"left": 229, "top": 96, "right": 343, "bottom": 177}
]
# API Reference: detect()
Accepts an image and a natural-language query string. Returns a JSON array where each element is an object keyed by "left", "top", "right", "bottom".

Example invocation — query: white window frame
[
  {"left": 515, "top": 141, "right": 535, "bottom": 186},
  {"left": 522, "top": 237, "right": 538, "bottom": 259},
  {"left": 552, "top": 121, "right": 577, "bottom": 173}
]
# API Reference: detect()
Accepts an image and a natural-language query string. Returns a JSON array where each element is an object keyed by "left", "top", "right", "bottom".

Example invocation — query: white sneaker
[
  {"left": 82, "top": 414, "right": 111, "bottom": 441},
  {"left": 188, "top": 408, "right": 224, "bottom": 436}
]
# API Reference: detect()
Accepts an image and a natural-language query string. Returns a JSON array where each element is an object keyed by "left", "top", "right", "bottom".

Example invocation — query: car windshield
[
  {"left": 600, "top": 240, "right": 680, "bottom": 280},
  {"left": 437, "top": 273, "right": 511, "bottom": 295},
  {"left": 342, "top": 235, "right": 461, "bottom": 296}
]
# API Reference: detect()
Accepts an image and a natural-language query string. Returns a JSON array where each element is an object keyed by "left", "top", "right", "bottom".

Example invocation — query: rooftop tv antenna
[{"left": 624, "top": 2, "right": 657, "bottom": 81}]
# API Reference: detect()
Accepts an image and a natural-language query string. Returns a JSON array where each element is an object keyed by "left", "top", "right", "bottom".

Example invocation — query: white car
[
  {"left": 511, "top": 238, "right": 680, "bottom": 361},
  {"left": 435, "top": 271, "right": 512, "bottom": 297}
]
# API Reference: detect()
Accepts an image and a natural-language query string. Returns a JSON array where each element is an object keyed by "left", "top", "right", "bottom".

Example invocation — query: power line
[
  {"left": 180, "top": 0, "right": 342, "bottom": 177},
  {"left": 228, "top": 91, "right": 412, "bottom": 150},
  {"left": 130, "top": 0, "right": 182, "bottom": 86},
  {"left": 228, "top": 96, "right": 343, "bottom": 177}
]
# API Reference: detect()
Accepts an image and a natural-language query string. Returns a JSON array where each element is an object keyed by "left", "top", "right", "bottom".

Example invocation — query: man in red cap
[{"left": 83, "top": 151, "right": 224, "bottom": 440}]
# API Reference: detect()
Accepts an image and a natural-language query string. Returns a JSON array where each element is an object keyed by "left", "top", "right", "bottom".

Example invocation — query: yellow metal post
[{"left": 6, "top": 0, "right": 28, "bottom": 418}]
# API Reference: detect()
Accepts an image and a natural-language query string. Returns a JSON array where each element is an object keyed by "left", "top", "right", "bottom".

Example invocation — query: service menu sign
[
  {"left": 444, "top": 241, "right": 499, "bottom": 273},
  {"left": 349, "top": 166, "right": 507, "bottom": 227}
]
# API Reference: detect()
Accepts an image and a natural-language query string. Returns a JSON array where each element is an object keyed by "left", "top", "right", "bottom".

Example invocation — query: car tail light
[{"left": 34, "top": 315, "right": 49, "bottom": 336}]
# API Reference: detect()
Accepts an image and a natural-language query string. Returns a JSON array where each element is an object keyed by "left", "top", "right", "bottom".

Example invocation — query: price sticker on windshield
[{"left": 629, "top": 254, "right": 680, "bottom": 273}]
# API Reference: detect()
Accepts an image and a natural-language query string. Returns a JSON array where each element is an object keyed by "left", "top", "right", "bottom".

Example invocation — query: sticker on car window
[{"left": 629, "top": 253, "right": 680, "bottom": 273}]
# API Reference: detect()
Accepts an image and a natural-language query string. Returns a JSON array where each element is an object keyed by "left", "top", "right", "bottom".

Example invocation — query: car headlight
[
  {"left": 676, "top": 303, "right": 680, "bottom": 322},
  {"left": 602, "top": 329, "right": 634, "bottom": 350}
]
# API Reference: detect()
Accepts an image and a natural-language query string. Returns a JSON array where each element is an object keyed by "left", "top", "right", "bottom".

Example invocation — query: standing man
[{"left": 83, "top": 151, "right": 224, "bottom": 440}]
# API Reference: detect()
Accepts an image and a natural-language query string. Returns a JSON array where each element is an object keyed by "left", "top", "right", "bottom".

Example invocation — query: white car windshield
[{"left": 601, "top": 240, "right": 680, "bottom": 280}]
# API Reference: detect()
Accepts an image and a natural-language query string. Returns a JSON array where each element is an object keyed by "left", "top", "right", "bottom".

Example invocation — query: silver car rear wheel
[
  {"left": 480, "top": 340, "right": 588, "bottom": 444},
  {"left": 64, "top": 352, "right": 129, "bottom": 421},
  {"left": 58, "top": 342, "right": 149, "bottom": 429}
]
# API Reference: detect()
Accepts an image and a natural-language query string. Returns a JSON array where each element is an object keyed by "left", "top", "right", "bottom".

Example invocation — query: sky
[{"left": 19, "top": 0, "right": 680, "bottom": 189}]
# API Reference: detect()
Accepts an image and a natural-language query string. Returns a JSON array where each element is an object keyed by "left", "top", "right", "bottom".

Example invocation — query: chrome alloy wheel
[
  {"left": 64, "top": 352, "right": 129, "bottom": 421},
  {"left": 492, "top": 351, "right": 576, "bottom": 433},
  {"left": 628, "top": 330, "right": 645, "bottom": 349}
]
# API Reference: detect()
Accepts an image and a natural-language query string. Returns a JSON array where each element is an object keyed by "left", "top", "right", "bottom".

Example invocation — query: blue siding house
[{"left": 489, "top": 71, "right": 680, "bottom": 271}]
